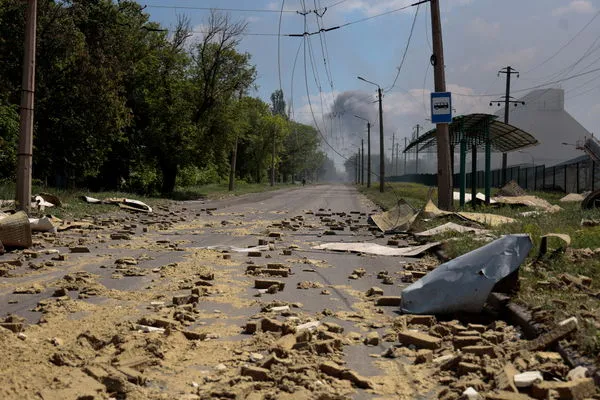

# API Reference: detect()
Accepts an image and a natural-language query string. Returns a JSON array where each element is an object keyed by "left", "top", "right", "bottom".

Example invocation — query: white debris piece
[
  {"left": 567, "top": 366, "right": 588, "bottom": 381},
  {"left": 559, "top": 317, "right": 578, "bottom": 327},
  {"left": 270, "top": 305, "right": 290, "bottom": 312},
  {"left": 462, "top": 387, "right": 483, "bottom": 400},
  {"left": 514, "top": 371, "right": 543, "bottom": 388},
  {"left": 296, "top": 321, "right": 320, "bottom": 331},
  {"left": 135, "top": 324, "right": 165, "bottom": 333}
]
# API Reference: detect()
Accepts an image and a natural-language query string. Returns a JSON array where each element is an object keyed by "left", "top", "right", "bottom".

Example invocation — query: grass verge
[
  {"left": 359, "top": 182, "right": 600, "bottom": 358},
  {"left": 0, "top": 182, "right": 298, "bottom": 219}
]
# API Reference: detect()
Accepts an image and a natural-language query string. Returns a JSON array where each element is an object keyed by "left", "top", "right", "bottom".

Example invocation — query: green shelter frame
[{"left": 404, "top": 114, "right": 539, "bottom": 206}]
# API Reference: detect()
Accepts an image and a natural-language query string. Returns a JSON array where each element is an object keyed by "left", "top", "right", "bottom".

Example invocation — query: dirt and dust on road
[{"left": 0, "top": 185, "right": 597, "bottom": 400}]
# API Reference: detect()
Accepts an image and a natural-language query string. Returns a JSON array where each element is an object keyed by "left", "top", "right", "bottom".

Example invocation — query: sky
[{"left": 139, "top": 0, "right": 600, "bottom": 171}]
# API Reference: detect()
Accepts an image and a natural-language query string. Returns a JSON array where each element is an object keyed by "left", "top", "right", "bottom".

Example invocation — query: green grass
[
  {"left": 171, "top": 182, "right": 297, "bottom": 201},
  {"left": 359, "top": 182, "right": 600, "bottom": 355},
  {"left": 0, "top": 182, "right": 298, "bottom": 219}
]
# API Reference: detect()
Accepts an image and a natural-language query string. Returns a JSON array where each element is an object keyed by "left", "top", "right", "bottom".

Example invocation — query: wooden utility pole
[
  {"left": 414, "top": 124, "right": 421, "bottom": 174},
  {"left": 404, "top": 137, "right": 408, "bottom": 175},
  {"left": 360, "top": 139, "right": 364, "bottom": 185},
  {"left": 430, "top": 0, "right": 453, "bottom": 210},
  {"left": 495, "top": 66, "right": 523, "bottom": 184},
  {"left": 270, "top": 127, "right": 275, "bottom": 186},
  {"left": 229, "top": 135, "right": 238, "bottom": 191},
  {"left": 395, "top": 143, "right": 399, "bottom": 175},
  {"left": 391, "top": 132, "right": 395, "bottom": 176},
  {"left": 16, "top": 0, "right": 37, "bottom": 213},
  {"left": 377, "top": 87, "right": 384, "bottom": 192}
]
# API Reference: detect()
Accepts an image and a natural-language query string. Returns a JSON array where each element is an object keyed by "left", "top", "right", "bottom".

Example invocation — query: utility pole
[
  {"left": 493, "top": 66, "right": 524, "bottom": 184},
  {"left": 414, "top": 124, "right": 421, "bottom": 174},
  {"left": 404, "top": 137, "right": 408, "bottom": 175},
  {"left": 16, "top": 0, "right": 37, "bottom": 213},
  {"left": 270, "top": 127, "right": 275, "bottom": 186},
  {"left": 354, "top": 115, "right": 371, "bottom": 187},
  {"left": 355, "top": 150, "right": 360, "bottom": 185},
  {"left": 366, "top": 122, "right": 371, "bottom": 187},
  {"left": 377, "top": 87, "right": 384, "bottom": 192},
  {"left": 361, "top": 139, "right": 365, "bottom": 185},
  {"left": 391, "top": 132, "right": 395, "bottom": 176},
  {"left": 430, "top": 0, "right": 453, "bottom": 210},
  {"left": 395, "top": 143, "right": 399, "bottom": 175},
  {"left": 357, "top": 76, "right": 384, "bottom": 192},
  {"left": 229, "top": 91, "right": 244, "bottom": 191}
]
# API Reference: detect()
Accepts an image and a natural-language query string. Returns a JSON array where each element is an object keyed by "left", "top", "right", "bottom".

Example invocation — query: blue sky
[{"left": 139, "top": 0, "right": 600, "bottom": 167}]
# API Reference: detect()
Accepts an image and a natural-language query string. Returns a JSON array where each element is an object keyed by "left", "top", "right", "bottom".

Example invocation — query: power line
[
  {"left": 142, "top": 4, "right": 298, "bottom": 13},
  {"left": 452, "top": 65, "right": 600, "bottom": 98},
  {"left": 524, "top": 9, "right": 600, "bottom": 74},
  {"left": 385, "top": 3, "right": 420, "bottom": 92}
]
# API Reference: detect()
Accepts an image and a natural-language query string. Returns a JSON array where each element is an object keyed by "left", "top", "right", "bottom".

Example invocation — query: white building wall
[{"left": 494, "top": 88, "right": 591, "bottom": 168}]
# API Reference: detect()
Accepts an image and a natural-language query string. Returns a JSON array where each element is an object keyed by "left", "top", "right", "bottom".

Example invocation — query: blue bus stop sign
[{"left": 431, "top": 92, "right": 452, "bottom": 124}]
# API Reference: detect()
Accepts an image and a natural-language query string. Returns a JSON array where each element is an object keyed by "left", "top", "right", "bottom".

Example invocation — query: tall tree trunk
[
  {"left": 160, "top": 158, "right": 178, "bottom": 194},
  {"left": 228, "top": 135, "right": 238, "bottom": 191}
]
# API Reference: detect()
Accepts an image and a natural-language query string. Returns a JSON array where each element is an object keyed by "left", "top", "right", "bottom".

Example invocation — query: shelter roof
[{"left": 404, "top": 113, "right": 538, "bottom": 153}]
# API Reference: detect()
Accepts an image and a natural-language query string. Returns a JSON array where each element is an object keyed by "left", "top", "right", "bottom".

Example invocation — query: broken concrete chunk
[
  {"left": 415, "top": 349, "right": 434, "bottom": 364},
  {"left": 406, "top": 315, "right": 436, "bottom": 327},
  {"left": 366, "top": 287, "right": 384, "bottom": 296},
  {"left": 244, "top": 321, "right": 259, "bottom": 334},
  {"left": 462, "top": 387, "right": 482, "bottom": 400},
  {"left": 531, "top": 378, "right": 595, "bottom": 400},
  {"left": 260, "top": 318, "right": 283, "bottom": 333},
  {"left": 566, "top": 366, "right": 588, "bottom": 381},
  {"left": 462, "top": 345, "right": 497, "bottom": 358},
  {"left": 453, "top": 336, "right": 481, "bottom": 349},
  {"left": 255, "top": 279, "right": 285, "bottom": 291},
  {"left": 363, "top": 331, "right": 379, "bottom": 346},
  {"left": 172, "top": 295, "right": 192, "bottom": 306},
  {"left": 397, "top": 330, "right": 441, "bottom": 349},
  {"left": 69, "top": 246, "right": 90, "bottom": 253},
  {"left": 522, "top": 318, "right": 577, "bottom": 351},
  {"left": 241, "top": 366, "right": 272, "bottom": 381},
  {"left": 375, "top": 296, "right": 402, "bottom": 306},
  {"left": 296, "top": 321, "right": 320, "bottom": 331},
  {"left": 514, "top": 371, "right": 543, "bottom": 388},
  {"left": 494, "top": 363, "right": 519, "bottom": 393}
]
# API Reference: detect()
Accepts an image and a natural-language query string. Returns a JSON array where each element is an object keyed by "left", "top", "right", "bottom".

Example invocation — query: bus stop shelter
[{"left": 404, "top": 114, "right": 539, "bottom": 206}]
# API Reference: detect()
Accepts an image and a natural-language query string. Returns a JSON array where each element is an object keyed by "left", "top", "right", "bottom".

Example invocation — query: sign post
[{"left": 430, "top": 92, "right": 452, "bottom": 124}]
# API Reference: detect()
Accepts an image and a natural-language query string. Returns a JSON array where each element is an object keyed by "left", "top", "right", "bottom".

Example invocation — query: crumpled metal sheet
[
  {"left": 401, "top": 234, "right": 532, "bottom": 314},
  {"left": 312, "top": 241, "right": 441, "bottom": 257},
  {"left": 370, "top": 201, "right": 418, "bottom": 233}
]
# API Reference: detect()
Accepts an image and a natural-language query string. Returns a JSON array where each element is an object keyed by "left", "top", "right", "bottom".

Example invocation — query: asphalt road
[{"left": 0, "top": 184, "right": 431, "bottom": 399}]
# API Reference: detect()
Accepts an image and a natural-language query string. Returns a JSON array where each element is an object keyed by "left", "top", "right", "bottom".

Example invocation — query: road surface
[{"left": 0, "top": 184, "right": 564, "bottom": 400}]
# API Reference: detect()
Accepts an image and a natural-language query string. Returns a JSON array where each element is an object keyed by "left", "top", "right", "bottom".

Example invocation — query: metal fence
[
  {"left": 457, "top": 159, "right": 599, "bottom": 193},
  {"left": 389, "top": 158, "right": 599, "bottom": 194}
]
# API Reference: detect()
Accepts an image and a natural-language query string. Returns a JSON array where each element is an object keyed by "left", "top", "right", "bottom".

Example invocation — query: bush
[{"left": 127, "top": 163, "right": 159, "bottom": 194}]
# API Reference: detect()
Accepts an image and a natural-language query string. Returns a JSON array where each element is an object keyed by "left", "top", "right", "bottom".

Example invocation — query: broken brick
[
  {"left": 531, "top": 378, "right": 595, "bottom": 400},
  {"left": 523, "top": 318, "right": 578, "bottom": 351},
  {"left": 397, "top": 330, "right": 441, "bottom": 349},
  {"left": 240, "top": 366, "right": 271, "bottom": 381}
]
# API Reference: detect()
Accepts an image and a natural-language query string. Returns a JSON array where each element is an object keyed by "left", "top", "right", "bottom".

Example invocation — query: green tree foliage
[
  {"left": 270, "top": 89, "right": 286, "bottom": 117},
  {"left": 0, "top": 1, "right": 327, "bottom": 193}
]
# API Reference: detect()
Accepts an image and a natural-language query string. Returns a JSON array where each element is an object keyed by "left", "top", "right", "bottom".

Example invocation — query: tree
[{"left": 270, "top": 89, "right": 286, "bottom": 117}]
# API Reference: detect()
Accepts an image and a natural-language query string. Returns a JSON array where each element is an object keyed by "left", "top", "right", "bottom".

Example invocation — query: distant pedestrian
[{"left": 302, "top": 178, "right": 306, "bottom": 186}]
